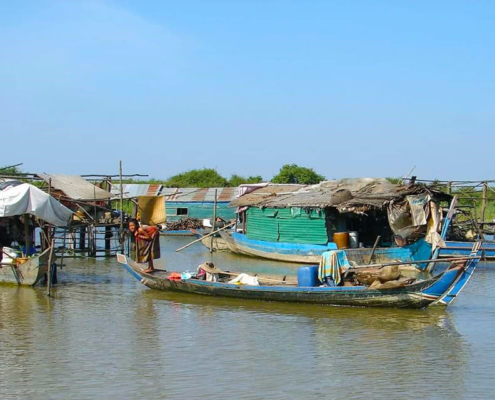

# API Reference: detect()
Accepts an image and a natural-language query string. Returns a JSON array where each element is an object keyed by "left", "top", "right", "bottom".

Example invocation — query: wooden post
[
  {"left": 210, "top": 189, "right": 217, "bottom": 252},
  {"left": 368, "top": 236, "right": 381, "bottom": 264},
  {"left": 79, "top": 226, "right": 86, "bottom": 251},
  {"left": 105, "top": 225, "right": 112, "bottom": 252},
  {"left": 119, "top": 160, "right": 124, "bottom": 252},
  {"left": 23, "top": 214, "right": 31, "bottom": 257},
  {"left": 447, "top": 181, "right": 452, "bottom": 195},
  {"left": 90, "top": 225, "right": 96, "bottom": 257},
  {"left": 93, "top": 186, "right": 97, "bottom": 221},
  {"left": 47, "top": 178, "right": 52, "bottom": 245},
  {"left": 47, "top": 239, "right": 55, "bottom": 296},
  {"left": 481, "top": 182, "right": 488, "bottom": 223}
]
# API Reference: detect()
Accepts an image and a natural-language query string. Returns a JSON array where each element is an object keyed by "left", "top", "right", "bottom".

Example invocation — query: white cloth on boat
[
  {"left": 228, "top": 273, "right": 260, "bottom": 286},
  {"left": 0, "top": 183, "right": 73, "bottom": 226}
]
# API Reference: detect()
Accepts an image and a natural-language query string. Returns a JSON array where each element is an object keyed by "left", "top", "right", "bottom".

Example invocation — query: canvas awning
[
  {"left": 37, "top": 174, "right": 113, "bottom": 201},
  {"left": 0, "top": 183, "right": 74, "bottom": 226}
]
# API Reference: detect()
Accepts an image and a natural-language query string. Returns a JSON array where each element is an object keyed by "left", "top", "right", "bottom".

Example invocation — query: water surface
[{"left": 1, "top": 236, "right": 494, "bottom": 399}]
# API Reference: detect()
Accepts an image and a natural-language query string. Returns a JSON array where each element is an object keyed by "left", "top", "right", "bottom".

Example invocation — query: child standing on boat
[{"left": 129, "top": 220, "right": 160, "bottom": 273}]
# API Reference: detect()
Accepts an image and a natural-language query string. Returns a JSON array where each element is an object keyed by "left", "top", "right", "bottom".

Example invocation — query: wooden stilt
[{"left": 210, "top": 189, "right": 218, "bottom": 252}]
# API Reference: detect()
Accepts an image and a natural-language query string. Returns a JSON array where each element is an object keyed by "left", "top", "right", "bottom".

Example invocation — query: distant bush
[
  {"left": 166, "top": 168, "right": 228, "bottom": 188},
  {"left": 271, "top": 164, "right": 325, "bottom": 185}
]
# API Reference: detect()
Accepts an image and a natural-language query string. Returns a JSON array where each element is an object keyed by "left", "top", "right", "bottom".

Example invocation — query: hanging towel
[{"left": 318, "top": 250, "right": 350, "bottom": 286}]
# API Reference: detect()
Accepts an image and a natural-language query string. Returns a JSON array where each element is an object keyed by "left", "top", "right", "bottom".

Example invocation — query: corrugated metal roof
[
  {"left": 109, "top": 186, "right": 239, "bottom": 201},
  {"left": 229, "top": 184, "right": 305, "bottom": 207},
  {"left": 164, "top": 187, "right": 239, "bottom": 202},
  {"left": 38, "top": 174, "right": 113, "bottom": 201},
  {"left": 111, "top": 184, "right": 163, "bottom": 199}
]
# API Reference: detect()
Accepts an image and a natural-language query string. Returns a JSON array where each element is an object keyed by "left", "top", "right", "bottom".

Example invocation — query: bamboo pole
[
  {"left": 176, "top": 222, "right": 235, "bottom": 252},
  {"left": 210, "top": 189, "right": 217, "bottom": 252}
]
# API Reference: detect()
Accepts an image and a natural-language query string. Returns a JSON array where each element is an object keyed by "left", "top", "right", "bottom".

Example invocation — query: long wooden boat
[
  {"left": 0, "top": 248, "right": 51, "bottom": 286},
  {"left": 116, "top": 248, "right": 480, "bottom": 309},
  {"left": 191, "top": 231, "right": 229, "bottom": 251},
  {"left": 441, "top": 241, "right": 495, "bottom": 260},
  {"left": 219, "top": 231, "right": 432, "bottom": 266}
]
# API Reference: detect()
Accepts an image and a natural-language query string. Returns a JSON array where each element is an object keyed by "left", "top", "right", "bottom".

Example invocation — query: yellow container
[{"left": 333, "top": 232, "right": 350, "bottom": 249}]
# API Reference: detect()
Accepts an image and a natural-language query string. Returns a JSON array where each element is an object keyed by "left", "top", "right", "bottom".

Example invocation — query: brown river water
[{"left": 1, "top": 236, "right": 495, "bottom": 399}]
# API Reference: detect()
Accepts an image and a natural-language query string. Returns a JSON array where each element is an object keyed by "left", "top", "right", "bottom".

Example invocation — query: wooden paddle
[{"left": 175, "top": 222, "right": 235, "bottom": 252}]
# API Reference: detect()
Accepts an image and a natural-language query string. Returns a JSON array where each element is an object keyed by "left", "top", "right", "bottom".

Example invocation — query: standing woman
[{"left": 128, "top": 219, "right": 160, "bottom": 273}]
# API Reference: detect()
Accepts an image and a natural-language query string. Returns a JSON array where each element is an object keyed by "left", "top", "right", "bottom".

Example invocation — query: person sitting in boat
[
  {"left": 128, "top": 219, "right": 160, "bottom": 274},
  {"left": 196, "top": 262, "right": 221, "bottom": 282}
]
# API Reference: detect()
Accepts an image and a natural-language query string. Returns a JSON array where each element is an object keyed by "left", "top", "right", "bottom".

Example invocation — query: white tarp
[{"left": 0, "top": 183, "right": 73, "bottom": 226}]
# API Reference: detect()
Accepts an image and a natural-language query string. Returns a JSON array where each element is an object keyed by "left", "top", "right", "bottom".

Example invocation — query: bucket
[
  {"left": 297, "top": 266, "right": 321, "bottom": 287},
  {"left": 333, "top": 232, "right": 350, "bottom": 249},
  {"left": 349, "top": 231, "right": 359, "bottom": 248}
]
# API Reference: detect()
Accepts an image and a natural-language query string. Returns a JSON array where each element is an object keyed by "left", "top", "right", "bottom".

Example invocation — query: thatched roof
[{"left": 231, "top": 178, "right": 450, "bottom": 212}]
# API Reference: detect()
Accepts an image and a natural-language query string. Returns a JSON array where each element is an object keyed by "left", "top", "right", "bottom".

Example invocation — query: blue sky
[{"left": 0, "top": 1, "right": 493, "bottom": 181}]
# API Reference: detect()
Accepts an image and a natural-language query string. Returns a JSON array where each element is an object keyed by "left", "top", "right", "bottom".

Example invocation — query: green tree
[
  {"left": 0, "top": 164, "right": 22, "bottom": 175},
  {"left": 228, "top": 174, "right": 264, "bottom": 187},
  {"left": 385, "top": 177, "right": 403, "bottom": 184},
  {"left": 166, "top": 168, "right": 228, "bottom": 188},
  {"left": 271, "top": 164, "right": 325, "bottom": 184}
]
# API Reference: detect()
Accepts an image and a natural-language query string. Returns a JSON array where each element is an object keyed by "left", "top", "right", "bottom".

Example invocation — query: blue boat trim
[{"left": 230, "top": 232, "right": 432, "bottom": 266}]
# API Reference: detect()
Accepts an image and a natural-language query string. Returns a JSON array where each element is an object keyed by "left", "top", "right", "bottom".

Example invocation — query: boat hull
[
  {"left": 0, "top": 248, "right": 51, "bottom": 286},
  {"left": 193, "top": 233, "right": 229, "bottom": 251},
  {"left": 441, "top": 241, "right": 495, "bottom": 260},
  {"left": 219, "top": 231, "right": 432, "bottom": 267}
]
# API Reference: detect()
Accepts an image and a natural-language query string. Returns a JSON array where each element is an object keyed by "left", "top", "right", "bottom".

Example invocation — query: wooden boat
[
  {"left": 191, "top": 230, "right": 229, "bottom": 251},
  {"left": 219, "top": 231, "right": 432, "bottom": 267},
  {"left": 0, "top": 248, "right": 52, "bottom": 286},
  {"left": 441, "top": 240, "right": 495, "bottom": 260},
  {"left": 116, "top": 246, "right": 480, "bottom": 309}
]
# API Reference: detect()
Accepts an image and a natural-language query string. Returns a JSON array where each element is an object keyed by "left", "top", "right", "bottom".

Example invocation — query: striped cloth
[{"left": 318, "top": 250, "right": 350, "bottom": 286}]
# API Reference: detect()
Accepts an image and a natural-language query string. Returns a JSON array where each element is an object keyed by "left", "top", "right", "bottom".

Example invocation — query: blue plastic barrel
[{"left": 297, "top": 265, "right": 321, "bottom": 287}]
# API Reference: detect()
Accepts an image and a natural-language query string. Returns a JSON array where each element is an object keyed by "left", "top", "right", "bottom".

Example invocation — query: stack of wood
[{"left": 164, "top": 218, "right": 204, "bottom": 231}]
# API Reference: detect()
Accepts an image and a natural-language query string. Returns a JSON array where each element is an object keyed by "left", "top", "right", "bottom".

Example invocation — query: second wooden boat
[{"left": 0, "top": 248, "right": 52, "bottom": 286}]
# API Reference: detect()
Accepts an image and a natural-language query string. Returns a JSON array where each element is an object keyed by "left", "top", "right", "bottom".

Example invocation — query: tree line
[{"left": 132, "top": 164, "right": 326, "bottom": 188}]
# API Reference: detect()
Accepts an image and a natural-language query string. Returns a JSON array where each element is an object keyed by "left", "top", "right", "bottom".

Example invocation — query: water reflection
[
  {"left": 1, "top": 237, "right": 492, "bottom": 400},
  {"left": 136, "top": 287, "right": 469, "bottom": 398}
]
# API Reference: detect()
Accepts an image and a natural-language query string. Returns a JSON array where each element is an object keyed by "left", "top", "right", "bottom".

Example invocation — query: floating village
[{"left": 1, "top": 167, "right": 494, "bottom": 309}]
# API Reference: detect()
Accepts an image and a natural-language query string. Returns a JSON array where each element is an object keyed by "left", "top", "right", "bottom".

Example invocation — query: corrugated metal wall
[
  {"left": 246, "top": 207, "right": 329, "bottom": 244},
  {"left": 166, "top": 202, "right": 236, "bottom": 222}
]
